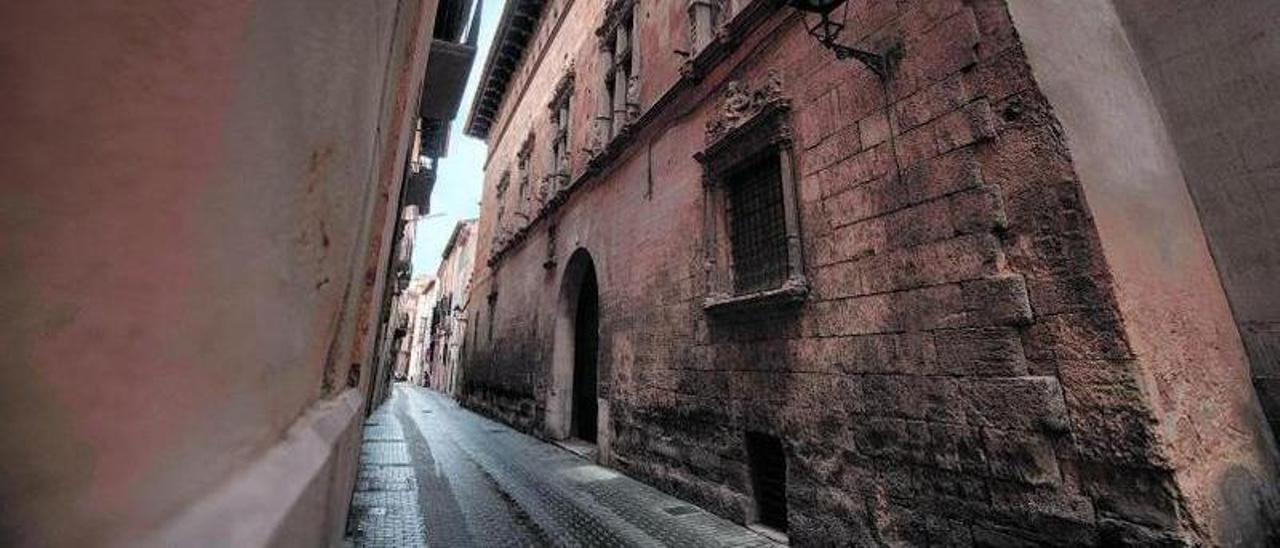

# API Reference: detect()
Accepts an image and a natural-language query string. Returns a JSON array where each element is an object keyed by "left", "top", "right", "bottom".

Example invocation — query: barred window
[
  {"left": 696, "top": 70, "right": 807, "bottom": 314},
  {"left": 726, "top": 152, "right": 788, "bottom": 294}
]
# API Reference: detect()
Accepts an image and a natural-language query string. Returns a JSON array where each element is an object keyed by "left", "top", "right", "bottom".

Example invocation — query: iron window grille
[
  {"left": 726, "top": 153, "right": 789, "bottom": 294},
  {"left": 696, "top": 70, "right": 807, "bottom": 315}
]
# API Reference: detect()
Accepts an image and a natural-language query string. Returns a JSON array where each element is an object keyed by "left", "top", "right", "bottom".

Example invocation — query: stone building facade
[
  {"left": 377, "top": 206, "right": 425, "bottom": 399},
  {"left": 1, "top": 0, "right": 476, "bottom": 545},
  {"left": 398, "top": 274, "right": 437, "bottom": 385},
  {"left": 460, "top": 0, "right": 1280, "bottom": 545},
  {"left": 429, "top": 218, "right": 480, "bottom": 395},
  {"left": 407, "top": 276, "right": 439, "bottom": 386}
]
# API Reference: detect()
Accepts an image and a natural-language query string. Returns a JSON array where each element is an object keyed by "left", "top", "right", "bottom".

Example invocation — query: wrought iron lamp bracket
[
  {"left": 794, "top": 2, "right": 899, "bottom": 80},
  {"left": 825, "top": 41, "right": 893, "bottom": 79}
]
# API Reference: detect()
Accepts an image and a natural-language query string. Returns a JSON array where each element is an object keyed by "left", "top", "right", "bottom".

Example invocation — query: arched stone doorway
[
  {"left": 571, "top": 265, "right": 599, "bottom": 442},
  {"left": 548, "top": 249, "right": 600, "bottom": 444}
]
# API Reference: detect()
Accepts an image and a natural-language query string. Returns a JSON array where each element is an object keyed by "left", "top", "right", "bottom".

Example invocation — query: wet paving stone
[
  {"left": 346, "top": 404, "right": 426, "bottom": 548},
  {"left": 345, "top": 385, "right": 779, "bottom": 548}
]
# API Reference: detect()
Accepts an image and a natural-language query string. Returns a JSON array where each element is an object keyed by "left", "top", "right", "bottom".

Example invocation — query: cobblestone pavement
[{"left": 345, "top": 384, "right": 779, "bottom": 548}]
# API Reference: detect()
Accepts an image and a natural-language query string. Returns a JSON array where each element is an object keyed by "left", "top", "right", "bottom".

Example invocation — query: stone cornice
[{"left": 464, "top": 0, "right": 548, "bottom": 140}]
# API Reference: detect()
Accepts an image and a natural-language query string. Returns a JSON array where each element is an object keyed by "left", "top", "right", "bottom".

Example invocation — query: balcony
[
  {"left": 404, "top": 166, "right": 435, "bottom": 211},
  {"left": 420, "top": 39, "right": 476, "bottom": 125}
]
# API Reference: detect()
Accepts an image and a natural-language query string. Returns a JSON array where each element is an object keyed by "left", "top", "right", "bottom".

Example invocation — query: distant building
[
  {"left": 429, "top": 219, "right": 480, "bottom": 396},
  {"left": 373, "top": 205, "right": 422, "bottom": 399},
  {"left": 458, "top": 0, "right": 1280, "bottom": 546},
  {"left": 400, "top": 275, "right": 437, "bottom": 386}
]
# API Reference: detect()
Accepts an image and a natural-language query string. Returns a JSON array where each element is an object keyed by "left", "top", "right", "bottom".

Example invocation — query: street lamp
[{"left": 786, "top": 0, "right": 896, "bottom": 79}]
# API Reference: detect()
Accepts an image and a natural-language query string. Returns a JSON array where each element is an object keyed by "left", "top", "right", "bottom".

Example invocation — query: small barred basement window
[
  {"left": 746, "top": 432, "right": 788, "bottom": 533},
  {"left": 726, "top": 152, "right": 788, "bottom": 294}
]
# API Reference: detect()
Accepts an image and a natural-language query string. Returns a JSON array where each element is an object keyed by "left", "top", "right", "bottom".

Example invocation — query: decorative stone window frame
[
  {"left": 594, "top": 0, "right": 641, "bottom": 152},
  {"left": 492, "top": 170, "right": 511, "bottom": 258},
  {"left": 516, "top": 134, "right": 535, "bottom": 223},
  {"left": 687, "top": 0, "right": 726, "bottom": 53},
  {"left": 680, "top": 0, "right": 773, "bottom": 82},
  {"left": 695, "top": 70, "right": 807, "bottom": 315},
  {"left": 495, "top": 170, "right": 510, "bottom": 224},
  {"left": 545, "top": 67, "right": 575, "bottom": 199}
]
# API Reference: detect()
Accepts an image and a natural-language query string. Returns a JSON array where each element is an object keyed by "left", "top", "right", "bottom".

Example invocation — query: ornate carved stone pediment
[
  {"left": 696, "top": 68, "right": 793, "bottom": 178},
  {"left": 705, "top": 69, "right": 786, "bottom": 143}
]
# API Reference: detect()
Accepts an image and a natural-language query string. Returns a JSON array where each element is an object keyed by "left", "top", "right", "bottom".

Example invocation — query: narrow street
[{"left": 345, "top": 385, "right": 778, "bottom": 547}]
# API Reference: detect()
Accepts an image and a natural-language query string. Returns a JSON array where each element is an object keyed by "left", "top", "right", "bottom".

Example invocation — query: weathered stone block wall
[{"left": 463, "top": 0, "right": 1278, "bottom": 545}]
